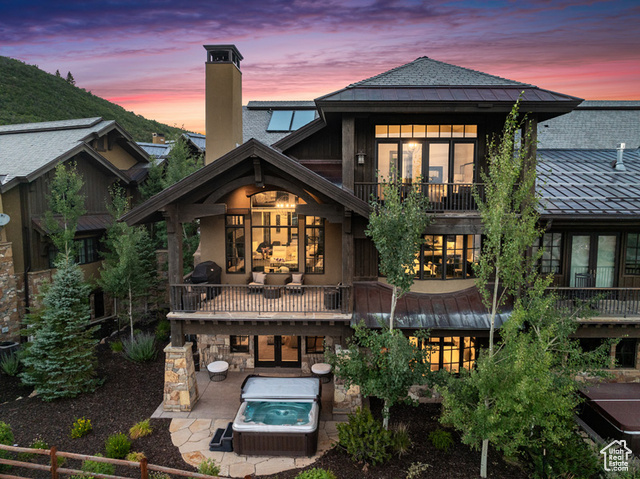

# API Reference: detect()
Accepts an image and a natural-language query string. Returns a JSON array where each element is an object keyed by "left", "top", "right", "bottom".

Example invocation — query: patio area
[{"left": 152, "top": 368, "right": 340, "bottom": 478}]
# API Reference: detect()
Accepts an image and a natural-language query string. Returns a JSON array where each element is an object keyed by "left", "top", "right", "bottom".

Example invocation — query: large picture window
[
  {"left": 410, "top": 336, "right": 484, "bottom": 372},
  {"left": 417, "top": 235, "right": 480, "bottom": 280},
  {"left": 625, "top": 233, "right": 640, "bottom": 275},
  {"left": 305, "top": 216, "right": 324, "bottom": 274},
  {"left": 225, "top": 215, "right": 245, "bottom": 273}
]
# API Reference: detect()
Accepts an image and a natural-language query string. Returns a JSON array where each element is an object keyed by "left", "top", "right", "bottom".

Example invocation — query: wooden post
[
  {"left": 164, "top": 205, "right": 184, "bottom": 286},
  {"left": 171, "top": 320, "right": 185, "bottom": 347},
  {"left": 342, "top": 116, "right": 355, "bottom": 192},
  {"left": 50, "top": 446, "right": 58, "bottom": 479},
  {"left": 342, "top": 210, "right": 354, "bottom": 311},
  {"left": 140, "top": 457, "right": 148, "bottom": 479}
]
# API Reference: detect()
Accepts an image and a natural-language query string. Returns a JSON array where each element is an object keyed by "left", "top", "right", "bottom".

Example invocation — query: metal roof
[
  {"left": 353, "top": 282, "right": 511, "bottom": 330},
  {"left": 538, "top": 148, "right": 640, "bottom": 217},
  {"left": 183, "top": 132, "right": 206, "bottom": 152},
  {"left": 137, "top": 142, "right": 173, "bottom": 159}
]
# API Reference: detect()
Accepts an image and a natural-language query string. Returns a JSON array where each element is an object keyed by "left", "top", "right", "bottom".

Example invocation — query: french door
[
  {"left": 254, "top": 335, "right": 301, "bottom": 367},
  {"left": 569, "top": 234, "right": 618, "bottom": 287}
]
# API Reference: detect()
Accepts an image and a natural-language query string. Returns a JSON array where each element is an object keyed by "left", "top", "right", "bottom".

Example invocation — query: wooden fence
[{"left": 0, "top": 444, "right": 220, "bottom": 479}]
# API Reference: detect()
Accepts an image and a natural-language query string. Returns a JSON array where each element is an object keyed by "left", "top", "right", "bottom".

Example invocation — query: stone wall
[
  {"left": 0, "top": 243, "right": 20, "bottom": 342},
  {"left": 163, "top": 342, "right": 199, "bottom": 412}
]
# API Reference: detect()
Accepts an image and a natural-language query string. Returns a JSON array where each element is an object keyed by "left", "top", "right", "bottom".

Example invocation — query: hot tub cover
[
  {"left": 581, "top": 383, "right": 640, "bottom": 432},
  {"left": 241, "top": 377, "right": 320, "bottom": 401}
]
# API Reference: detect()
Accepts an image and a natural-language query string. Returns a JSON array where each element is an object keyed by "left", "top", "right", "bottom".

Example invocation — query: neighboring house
[
  {"left": 122, "top": 45, "right": 640, "bottom": 413},
  {"left": 138, "top": 132, "right": 206, "bottom": 166},
  {"left": 0, "top": 117, "right": 150, "bottom": 341}
]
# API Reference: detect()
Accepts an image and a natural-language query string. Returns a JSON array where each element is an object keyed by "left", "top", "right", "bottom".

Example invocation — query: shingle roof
[
  {"left": 247, "top": 101, "right": 316, "bottom": 109},
  {"left": 352, "top": 57, "right": 529, "bottom": 87},
  {"left": 138, "top": 142, "right": 173, "bottom": 160},
  {"left": 183, "top": 132, "right": 206, "bottom": 152},
  {"left": 538, "top": 101, "right": 640, "bottom": 149},
  {"left": 538, "top": 148, "right": 640, "bottom": 217},
  {"left": 242, "top": 107, "right": 292, "bottom": 146}
]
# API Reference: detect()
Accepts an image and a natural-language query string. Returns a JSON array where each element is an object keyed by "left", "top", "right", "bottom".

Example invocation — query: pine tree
[
  {"left": 66, "top": 71, "right": 75, "bottom": 86},
  {"left": 55, "top": 69, "right": 61, "bottom": 78}
]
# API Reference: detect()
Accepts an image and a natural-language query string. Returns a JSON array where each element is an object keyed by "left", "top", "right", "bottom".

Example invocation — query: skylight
[{"left": 267, "top": 110, "right": 316, "bottom": 132}]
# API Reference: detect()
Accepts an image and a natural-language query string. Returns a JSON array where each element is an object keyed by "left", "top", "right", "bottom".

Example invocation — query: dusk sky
[{"left": 2, "top": 0, "right": 639, "bottom": 134}]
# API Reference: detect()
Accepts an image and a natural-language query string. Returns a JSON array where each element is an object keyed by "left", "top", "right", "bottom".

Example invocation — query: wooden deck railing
[
  {"left": 0, "top": 443, "right": 217, "bottom": 479},
  {"left": 170, "top": 284, "right": 351, "bottom": 315},
  {"left": 549, "top": 287, "right": 640, "bottom": 317},
  {"left": 354, "top": 182, "right": 485, "bottom": 211}
]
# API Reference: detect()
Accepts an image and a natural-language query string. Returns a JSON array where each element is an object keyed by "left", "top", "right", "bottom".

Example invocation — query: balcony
[
  {"left": 169, "top": 284, "right": 352, "bottom": 319},
  {"left": 550, "top": 287, "right": 640, "bottom": 319},
  {"left": 354, "top": 182, "right": 485, "bottom": 211}
]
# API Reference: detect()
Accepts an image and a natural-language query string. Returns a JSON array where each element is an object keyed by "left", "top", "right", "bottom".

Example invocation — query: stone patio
[{"left": 152, "top": 369, "right": 340, "bottom": 478}]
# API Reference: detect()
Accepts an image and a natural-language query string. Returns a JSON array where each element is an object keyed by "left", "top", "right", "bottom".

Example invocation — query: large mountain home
[
  {"left": 124, "top": 45, "right": 640, "bottom": 414},
  {"left": 0, "top": 117, "right": 150, "bottom": 341}
]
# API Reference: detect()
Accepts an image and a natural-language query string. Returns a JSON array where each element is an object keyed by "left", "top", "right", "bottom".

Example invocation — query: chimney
[
  {"left": 204, "top": 44, "right": 243, "bottom": 165},
  {"left": 614, "top": 143, "right": 627, "bottom": 171},
  {"left": 152, "top": 132, "right": 165, "bottom": 144}
]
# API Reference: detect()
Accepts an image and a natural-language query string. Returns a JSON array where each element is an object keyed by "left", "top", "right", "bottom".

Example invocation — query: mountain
[{"left": 0, "top": 56, "right": 187, "bottom": 142}]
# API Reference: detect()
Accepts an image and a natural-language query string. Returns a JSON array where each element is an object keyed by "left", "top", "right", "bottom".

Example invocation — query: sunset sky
[{"left": 2, "top": 0, "right": 639, "bottom": 134}]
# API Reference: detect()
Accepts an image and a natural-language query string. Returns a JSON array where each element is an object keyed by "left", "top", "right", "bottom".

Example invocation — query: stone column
[
  {"left": 163, "top": 342, "right": 199, "bottom": 412},
  {"left": 0, "top": 242, "right": 20, "bottom": 343}
]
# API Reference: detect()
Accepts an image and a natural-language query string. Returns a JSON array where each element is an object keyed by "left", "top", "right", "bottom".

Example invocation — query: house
[
  {"left": 0, "top": 117, "right": 150, "bottom": 342},
  {"left": 127, "top": 45, "right": 640, "bottom": 413}
]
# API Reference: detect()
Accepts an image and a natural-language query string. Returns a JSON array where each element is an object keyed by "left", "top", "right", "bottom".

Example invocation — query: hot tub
[{"left": 232, "top": 376, "right": 321, "bottom": 456}]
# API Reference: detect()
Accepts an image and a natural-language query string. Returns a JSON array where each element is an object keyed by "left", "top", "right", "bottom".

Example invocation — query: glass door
[
  {"left": 255, "top": 335, "right": 301, "bottom": 367},
  {"left": 569, "top": 234, "right": 617, "bottom": 287}
]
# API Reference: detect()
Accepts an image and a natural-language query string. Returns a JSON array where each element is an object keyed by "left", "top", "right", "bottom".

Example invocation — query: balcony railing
[
  {"left": 170, "top": 284, "right": 351, "bottom": 315},
  {"left": 354, "top": 182, "right": 485, "bottom": 211},
  {"left": 549, "top": 287, "right": 640, "bottom": 317}
]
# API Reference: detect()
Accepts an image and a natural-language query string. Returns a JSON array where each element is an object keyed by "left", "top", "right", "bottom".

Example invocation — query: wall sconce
[{"left": 356, "top": 151, "right": 366, "bottom": 165}]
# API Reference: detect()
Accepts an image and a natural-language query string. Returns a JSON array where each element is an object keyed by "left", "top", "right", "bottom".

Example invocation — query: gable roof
[
  {"left": 122, "top": 138, "right": 369, "bottom": 226},
  {"left": 0, "top": 117, "right": 149, "bottom": 192},
  {"left": 538, "top": 101, "right": 640, "bottom": 149}
]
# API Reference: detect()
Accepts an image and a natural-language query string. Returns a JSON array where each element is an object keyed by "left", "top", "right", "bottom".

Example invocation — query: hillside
[{"left": 0, "top": 56, "right": 187, "bottom": 142}]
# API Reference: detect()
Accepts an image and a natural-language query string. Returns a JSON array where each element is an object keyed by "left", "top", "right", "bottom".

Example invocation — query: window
[
  {"left": 615, "top": 338, "right": 637, "bottom": 368},
  {"left": 51, "top": 237, "right": 100, "bottom": 267},
  {"left": 625, "top": 233, "right": 640, "bottom": 275},
  {"left": 230, "top": 335, "right": 250, "bottom": 353},
  {"left": 225, "top": 215, "right": 245, "bottom": 273},
  {"left": 251, "top": 191, "right": 299, "bottom": 273},
  {"left": 540, "top": 233, "right": 563, "bottom": 274},
  {"left": 411, "top": 336, "right": 481, "bottom": 372},
  {"left": 305, "top": 336, "right": 325, "bottom": 354},
  {"left": 376, "top": 124, "right": 477, "bottom": 139},
  {"left": 305, "top": 216, "right": 324, "bottom": 274},
  {"left": 267, "top": 110, "right": 316, "bottom": 132},
  {"left": 417, "top": 235, "right": 480, "bottom": 280}
]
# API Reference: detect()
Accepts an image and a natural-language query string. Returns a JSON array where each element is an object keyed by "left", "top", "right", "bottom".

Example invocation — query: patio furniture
[
  {"left": 286, "top": 273, "right": 304, "bottom": 294},
  {"left": 311, "top": 362, "right": 332, "bottom": 383},
  {"left": 263, "top": 287, "right": 282, "bottom": 299},
  {"left": 324, "top": 287, "right": 341, "bottom": 309},
  {"left": 207, "top": 360, "right": 229, "bottom": 381},
  {"left": 247, "top": 272, "right": 266, "bottom": 294}
]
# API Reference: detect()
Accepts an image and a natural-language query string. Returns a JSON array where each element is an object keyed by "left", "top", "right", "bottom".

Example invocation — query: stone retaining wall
[{"left": 164, "top": 342, "right": 199, "bottom": 412}]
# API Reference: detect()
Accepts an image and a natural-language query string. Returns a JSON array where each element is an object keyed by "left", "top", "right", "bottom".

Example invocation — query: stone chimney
[
  {"left": 152, "top": 132, "right": 165, "bottom": 144},
  {"left": 204, "top": 44, "right": 243, "bottom": 165}
]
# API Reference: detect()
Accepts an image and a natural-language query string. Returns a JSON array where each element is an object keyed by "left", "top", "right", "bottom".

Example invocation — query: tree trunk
[
  {"left": 382, "top": 399, "right": 390, "bottom": 430},
  {"left": 480, "top": 438, "right": 489, "bottom": 478},
  {"left": 129, "top": 285, "right": 134, "bottom": 342},
  {"left": 489, "top": 265, "right": 500, "bottom": 357},
  {"left": 389, "top": 285, "right": 398, "bottom": 331}
]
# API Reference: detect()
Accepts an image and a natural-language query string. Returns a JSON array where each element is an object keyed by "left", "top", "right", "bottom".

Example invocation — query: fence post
[
  {"left": 50, "top": 446, "right": 58, "bottom": 479},
  {"left": 140, "top": 457, "right": 148, "bottom": 479}
]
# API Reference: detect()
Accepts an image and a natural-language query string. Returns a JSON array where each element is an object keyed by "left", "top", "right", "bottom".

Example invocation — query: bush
[
  {"left": 155, "top": 319, "right": 171, "bottom": 341},
  {"left": 0, "top": 352, "right": 20, "bottom": 376},
  {"left": 295, "top": 468, "right": 337, "bottom": 479},
  {"left": 123, "top": 333, "right": 157, "bottom": 362},
  {"left": 16, "top": 436, "right": 49, "bottom": 462},
  {"left": 406, "top": 462, "right": 431, "bottom": 479},
  {"left": 197, "top": 458, "right": 220, "bottom": 476},
  {"left": 526, "top": 431, "right": 602, "bottom": 478},
  {"left": 149, "top": 472, "right": 172, "bottom": 479},
  {"left": 105, "top": 433, "right": 131, "bottom": 459},
  {"left": 337, "top": 407, "right": 392, "bottom": 466},
  {"left": 81, "top": 454, "right": 115, "bottom": 477},
  {"left": 129, "top": 419, "right": 153, "bottom": 440},
  {"left": 392, "top": 423, "right": 412, "bottom": 457},
  {"left": 109, "top": 340, "right": 124, "bottom": 353},
  {"left": 125, "top": 451, "right": 146, "bottom": 462},
  {"left": 428, "top": 429, "right": 453, "bottom": 452},
  {"left": 70, "top": 417, "right": 92, "bottom": 439},
  {"left": 0, "top": 422, "right": 14, "bottom": 472}
]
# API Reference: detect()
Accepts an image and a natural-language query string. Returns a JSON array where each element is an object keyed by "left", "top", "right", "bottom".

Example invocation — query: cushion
[
  {"left": 292, "top": 273, "right": 304, "bottom": 284},
  {"left": 252, "top": 272, "right": 266, "bottom": 284},
  {"left": 311, "top": 363, "right": 331, "bottom": 375}
]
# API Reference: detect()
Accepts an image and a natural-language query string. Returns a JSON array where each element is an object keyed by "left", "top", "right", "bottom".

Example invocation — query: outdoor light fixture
[{"left": 356, "top": 151, "right": 366, "bottom": 165}]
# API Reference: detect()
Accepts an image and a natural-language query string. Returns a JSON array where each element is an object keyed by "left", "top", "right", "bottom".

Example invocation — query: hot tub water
[{"left": 243, "top": 401, "right": 312, "bottom": 426}]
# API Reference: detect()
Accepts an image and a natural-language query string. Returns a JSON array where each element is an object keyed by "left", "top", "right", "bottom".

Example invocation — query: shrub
[
  {"left": 0, "top": 352, "right": 20, "bottom": 376},
  {"left": 336, "top": 407, "right": 392, "bottom": 466},
  {"left": 197, "top": 458, "right": 220, "bottom": 476},
  {"left": 70, "top": 417, "right": 92, "bottom": 439},
  {"left": 0, "top": 422, "right": 14, "bottom": 472},
  {"left": 295, "top": 468, "right": 338, "bottom": 479},
  {"left": 105, "top": 433, "right": 131, "bottom": 459},
  {"left": 82, "top": 454, "right": 115, "bottom": 476},
  {"left": 155, "top": 319, "right": 171, "bottom": 341},
  {"left": 391, "top": 423, "right": 412, "bottom": 457},
  {"left": 125, "top": 451, "right": 146, "bottom": 462},
  {"left": 149, "top": 472, "right": 172, "bottom": 479},
  {"left": 123, "top": 333, "right": 157, "bottom": 362},
  {"left": 406, "top": 462, "right": 431, "bottom": 479},
  {"left": 428, "top": 429, "right": 453, "bottom": 452},
  {"left": 16, "top": 436, "right": 49, "bottom": 462},
  {"left": 526, "top": 431, "right": 602, "bottom": 478},
  {"left": 129, "top": 419, "right": 153, "bottom": 440},
  {"left": 110, "top": 340, "right": 124, "bottom": 353}
]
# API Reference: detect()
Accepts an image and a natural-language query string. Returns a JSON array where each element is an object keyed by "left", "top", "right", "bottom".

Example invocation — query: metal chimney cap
[{"left": 618, "top": 142, "right": 626, "bottom": 149}]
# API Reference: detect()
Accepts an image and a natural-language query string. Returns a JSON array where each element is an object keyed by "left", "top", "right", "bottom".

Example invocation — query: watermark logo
[{"left": 600, "top": 439, "right": 632, "bottom": 472}]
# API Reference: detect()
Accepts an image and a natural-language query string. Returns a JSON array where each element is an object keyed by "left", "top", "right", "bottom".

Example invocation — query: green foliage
[
  {"left": 105, "top": 433, "right": 131, "bottom": 459},
  {"left": 81, "top": 454, "right": 115, "bottom": 476},
  {"left": 428, "top": 429, "right": 454, "bottom": 453},
  {"left": 336, "top": 407, "right": 393, "bottom": 466},
  {"left": 0, "top": 352, "right": 20, "bottom": 376},
  {"left": 139, "top": 159, "right": 165, "bottom": 200},
  {"left": 391, "top": 423, "right": 412, "bottom": 457},
  {"left": 295, "top": 468, "right": 338, "bottom": 479},
  {"left": 405, "top": 462, "right": 431, "bottom": 479},
  {"left": 129, "top": 419, "right": 153, "bottom": 440},
  {"left": 16, "top": 436, "right": 49, "bottom": 461},
  {"left": 149, "top": 472, "right": 172, "bottom": 479},
  {"left": 122, "top": 333, "right": 157, "bottom": 362},
  {"left": 155, "top": 319, "right": 171, "bottom": 342},
  {"left": 110, "top": 340, "right": 124, "bottom": 353},
  {"left": 526, "top": 431, "right": 602, "bottom": 478},
  {"left": 366, "top": 170, "right": 432, "bottom": 329},
  {"left": 0, "top": 422, "right": 14, "bottom": 471},
  {"left": 70, "top": 417, "right": 93, "bottom": 439},
  {"left": 327, "top": 323, "right": 432, "bottom": 428},
  {"left": 125, "top": 451, "right": 146, "bottom": 462},
  {"left": 0, "top": 56, "right": 186, "bottom": 142},
  {"left": 197, "top": 458, "right": 220, "bottom": 476}
]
